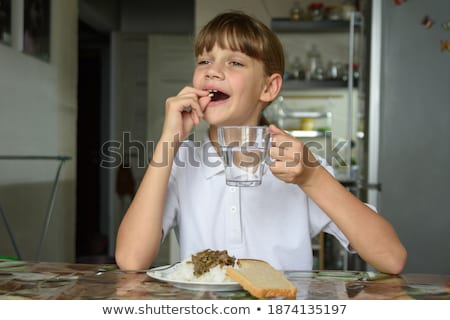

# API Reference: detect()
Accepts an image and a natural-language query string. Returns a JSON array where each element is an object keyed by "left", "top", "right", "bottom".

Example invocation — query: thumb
[{"left": 198, "top": 95, "right": 211, "bottom": 111}]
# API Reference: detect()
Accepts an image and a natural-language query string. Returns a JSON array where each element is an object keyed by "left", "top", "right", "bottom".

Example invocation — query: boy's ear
[{"left": 260, "top": 73, "right": 283, "bottom": 102}]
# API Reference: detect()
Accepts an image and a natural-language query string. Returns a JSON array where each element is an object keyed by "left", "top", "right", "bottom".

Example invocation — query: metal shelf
[
  {"left": 271, "top": 17, "right": 361, "bottom": 33},
  {"left": 271, "top": 13, "right": 363, "bottom": 189},
  {"left": 283, "top": 79, "right": 358, "bottom": 90},
  {"left": 281, "top": 110, "right": 331, "bottom": 119}
]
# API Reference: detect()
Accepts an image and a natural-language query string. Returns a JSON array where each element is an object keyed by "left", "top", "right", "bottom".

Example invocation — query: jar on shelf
[
  {"left": 290, "top": 56, "right": 305, "bottom": 80},
  {"left": 290, "top": 1, "right": 304, "bottom": 21},
  {"left": 313, "top": 65, "right": 325, "bottom": 80},
  {"left": 325, "top": 6, "right": 342, "bottom": 20},
  {"left": 352, "top": 63, "right": 360, "bottom": 82},
  {"left": 307, "top": 2, "right": 325, "bottom": 21},
  {"left": 300, "top": 118, "right": 314, "bottom": 131},
  {"left": 341, "top": 63, "right": 359, "bottom": 82},
  {"left": 341, "top": 0, "right": 356, "bottom": 20},
  {"left": 341, "top": 63, "right": 349, "bottom": 81},
  {"left": 305, "top": 44, "right": 323, "bottom": 80},
  {"left": 327, "top": 60, "right": 343, "bottom": 80}
]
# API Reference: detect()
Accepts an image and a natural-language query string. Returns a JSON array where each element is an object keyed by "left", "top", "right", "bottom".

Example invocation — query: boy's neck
[{"left": 208, "top": 125, "right": 219, "bottom": 144}]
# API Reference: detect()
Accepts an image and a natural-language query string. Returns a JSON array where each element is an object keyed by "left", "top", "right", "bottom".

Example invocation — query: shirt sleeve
[
  {"left": 161, "top": 140, "right": 198, "bottom": 243},
  {"left": 161, "top": 165, "right": 179, "bottom": 242}
]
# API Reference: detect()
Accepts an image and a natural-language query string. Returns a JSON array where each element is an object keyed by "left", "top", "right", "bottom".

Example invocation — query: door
[
  {"left": 76, "top": 21, "right": 110, "bottom": 262},
  {"left": 370, "top": 1, "right": 450, "bottom": 273}
]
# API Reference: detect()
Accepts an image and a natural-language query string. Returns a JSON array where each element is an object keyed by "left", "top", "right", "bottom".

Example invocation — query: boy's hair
[{"left": 195, "top": 11, "right": 285, "bottom": 77}]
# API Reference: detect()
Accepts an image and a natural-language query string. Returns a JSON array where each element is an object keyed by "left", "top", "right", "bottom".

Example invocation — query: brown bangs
[
  {"left": 195, "top": 22, "right": 264, "bottom": 61},
  {"left": 194, "top": 11, "right": 285, "bottom": 76}
]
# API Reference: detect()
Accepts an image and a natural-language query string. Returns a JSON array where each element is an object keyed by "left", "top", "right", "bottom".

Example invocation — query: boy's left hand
[{"left": 268, "top": 124, "right": 319, "bottom": 187}]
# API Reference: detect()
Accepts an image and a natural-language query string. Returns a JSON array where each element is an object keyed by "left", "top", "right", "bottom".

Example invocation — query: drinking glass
[{"left": 217, "top": 126, "right": 271, "bottom": 187}]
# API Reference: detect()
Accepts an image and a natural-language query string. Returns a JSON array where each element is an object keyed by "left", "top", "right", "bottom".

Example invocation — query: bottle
[
  {"left": 341, "top": 0, "right": 356, "bottom": 20},
  {"left": 352, "top": 63, "right": 360, "bottom": 82},
  {"left": 290, "top": 1, "right": 303, "bottom": 21},
  {"left": 290, "top": 56, "right": 304, "bottom": 80},
  {"left": 305, "top": 45, "right": 322, "bottom": 81},
  {"left": 307, "top": 2, "right": 325, "bottom": 21},
  {"left": 327, "top": 60, "right": 342, "bottom": 80}
]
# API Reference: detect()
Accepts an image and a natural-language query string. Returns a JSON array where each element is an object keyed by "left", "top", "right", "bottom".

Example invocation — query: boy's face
[{"left": 193, "top": 44, "right": 270, "bottom": 127}]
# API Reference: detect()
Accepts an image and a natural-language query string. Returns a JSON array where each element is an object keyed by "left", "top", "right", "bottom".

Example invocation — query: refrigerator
[{"left": 367, "top": 0, "right": 450, "bottom": 274}]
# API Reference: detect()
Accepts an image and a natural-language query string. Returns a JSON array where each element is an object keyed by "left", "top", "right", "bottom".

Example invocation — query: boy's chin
[{"left": 202, "top": 111, "right": 226, "bottom": 126}]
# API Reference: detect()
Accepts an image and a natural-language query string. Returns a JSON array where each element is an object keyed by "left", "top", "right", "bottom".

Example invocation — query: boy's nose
[{"left": 206, "top": 67, "right": 224, "bottom": 80}]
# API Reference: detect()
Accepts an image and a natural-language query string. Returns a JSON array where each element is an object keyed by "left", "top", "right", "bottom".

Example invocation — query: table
[{"left": 0, "top": 260, "right": 448, "bottom": 300}]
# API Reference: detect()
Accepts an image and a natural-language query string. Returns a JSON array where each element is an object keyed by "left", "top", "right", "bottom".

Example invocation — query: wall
[
  {"left": 0, "top": 0, "right": 78, "bottom": 262},
  {"left": 120, "top": 0, "right": 194, "bottom": 33},
  {"left": 79, "top": 0, "right": 120, "bottom": 32}
]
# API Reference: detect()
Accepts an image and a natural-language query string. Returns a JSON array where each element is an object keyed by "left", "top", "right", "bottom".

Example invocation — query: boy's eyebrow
[{"left": 196, "top": 47, "right": 251, "bottom": 61}]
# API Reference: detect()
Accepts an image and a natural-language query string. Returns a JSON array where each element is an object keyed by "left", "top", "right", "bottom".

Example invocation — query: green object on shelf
[
  {"left": 316, "top": 126, "right": 331, "bottom": 132},
  {"left": 0, "top": 256, "right": 18, "bottom": 260}
]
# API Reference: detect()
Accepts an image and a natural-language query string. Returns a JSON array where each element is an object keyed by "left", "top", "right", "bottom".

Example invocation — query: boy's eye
[
  {"left": 197, "top": 60, "right": 210, "bottom": 65},
  {"left": 230, "top": 61, "right": 243, "bottom": 67}
]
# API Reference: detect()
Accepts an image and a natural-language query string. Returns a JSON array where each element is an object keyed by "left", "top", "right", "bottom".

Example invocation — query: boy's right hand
[{"left": 161, "top": 86, "right": 211, "bottom": 142}]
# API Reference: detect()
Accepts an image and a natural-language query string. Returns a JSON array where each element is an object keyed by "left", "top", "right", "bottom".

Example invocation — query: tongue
[{"left": 211, "top": 91, "right": 229, "bottom": 101}]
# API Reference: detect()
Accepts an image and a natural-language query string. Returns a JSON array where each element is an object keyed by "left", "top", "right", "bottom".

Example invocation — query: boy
[{"left": 116, "top": 11, "right": 406, "bottom": 274}]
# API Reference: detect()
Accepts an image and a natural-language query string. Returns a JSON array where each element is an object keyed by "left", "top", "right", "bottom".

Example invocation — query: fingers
[
  {"left": 180, "top": 88, "right": 212, "bottom": 125},
  {"left": 161, "top": 87, "right": 212, "bottom": 140},
  {"left": 270, "top": 146, "right": 302, "bottom": 163},
  {"left": 269, "top": 142, "right": 303, "bottom": 174},
  {"left": 198, "top": 94, "right": 212, "bottom": 110},
  {"left": 267, "top": 125, "right": 319, "bottom": 184},
  {"left": 269, "top": 126, "right": 303, "bottom": 161},
  {"left": 269, "top": 134, "right": 302, "bottom": 174},
  {"left": 180, "top": 87, "right": 211, "bottom": 118},
  {"left": 166, "top": 87, "right": 211, "bottom": 124},
  {"left": 268, "top": 124, "right": 295, "bottom": 137},
  {"left": 268, "top": 124, "right": 285, "bottom": 135}
]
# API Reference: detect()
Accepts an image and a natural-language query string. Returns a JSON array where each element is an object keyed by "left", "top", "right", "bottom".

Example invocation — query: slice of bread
[{"left": 226, "top": 259, "right": 297, "bottom": 299}]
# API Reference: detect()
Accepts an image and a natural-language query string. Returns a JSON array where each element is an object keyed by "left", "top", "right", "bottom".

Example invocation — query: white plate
[{"left": 147, "top": 264, "right": 242, "bottom": 292}]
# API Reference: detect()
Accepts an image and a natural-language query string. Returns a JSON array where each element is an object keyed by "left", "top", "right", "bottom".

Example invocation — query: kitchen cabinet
[{"left": 267, "top": 13, "right": 366, "bottom": 270}]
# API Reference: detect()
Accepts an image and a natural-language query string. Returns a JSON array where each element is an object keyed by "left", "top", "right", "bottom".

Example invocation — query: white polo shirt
[{"left": 161, "top": 135, "right": 351, "bottom": 270}]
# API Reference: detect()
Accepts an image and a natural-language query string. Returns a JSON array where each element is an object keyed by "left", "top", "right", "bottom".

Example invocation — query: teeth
[{"left": 208, "top": 89, "right": 217, "bottom": 98}]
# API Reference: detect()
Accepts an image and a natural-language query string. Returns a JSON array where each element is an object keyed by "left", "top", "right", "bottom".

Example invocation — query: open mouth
[{"left": 209, "top": 89, "right": 230, "bottom": 102}]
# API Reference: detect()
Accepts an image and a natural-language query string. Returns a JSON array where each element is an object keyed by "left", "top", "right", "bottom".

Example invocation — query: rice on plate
[
  {"left": 157, "top": 249, "right": 240, "bottom": 283},
  {"left": 166, "top": 259, "right": 237, "bottom": 283}
]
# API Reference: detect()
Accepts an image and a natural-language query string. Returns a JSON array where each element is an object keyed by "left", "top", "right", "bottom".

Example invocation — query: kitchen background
[{"left": 0, "top": 0, "right": 448, "bottom": 274}]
